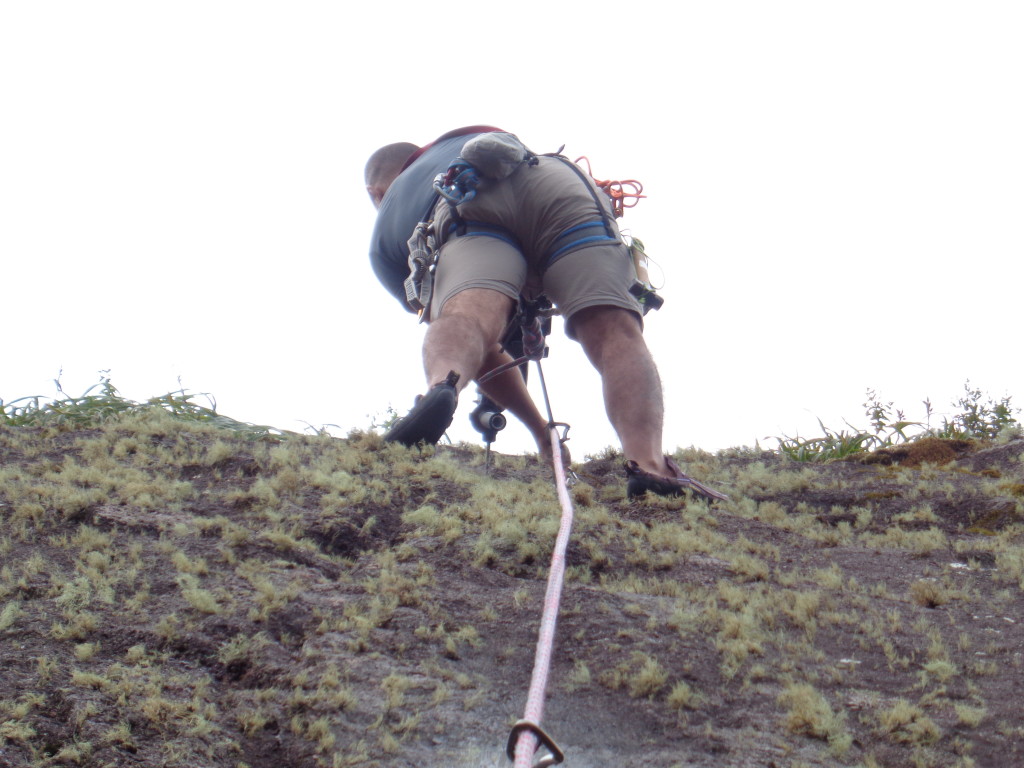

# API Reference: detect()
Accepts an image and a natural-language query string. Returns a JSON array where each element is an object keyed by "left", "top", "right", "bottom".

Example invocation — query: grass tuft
[
  {"left": 1, "top": 374, "right": 288, "bottom": 439},
  {"left": 774, "top": 383, "right": 1019, "bottom": 462}
]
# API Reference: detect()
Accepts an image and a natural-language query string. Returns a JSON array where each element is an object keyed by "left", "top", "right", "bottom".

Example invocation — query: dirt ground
[{"left": 1, "top": 422, "right": 1022, "bottom": 768}]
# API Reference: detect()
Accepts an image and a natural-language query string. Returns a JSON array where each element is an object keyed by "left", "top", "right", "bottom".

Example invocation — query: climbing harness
[
  {"left": 405, "top": 137, "right": 662, "bottom": 321},
  {"left": 458, "top": 146, "right": 662, "bottom": 466},
  {"left": 561, "top": 155, "right": 663, "bottom": 313},
  {"left": 407, "top": 133, "right": 537, "bottom": 320}
]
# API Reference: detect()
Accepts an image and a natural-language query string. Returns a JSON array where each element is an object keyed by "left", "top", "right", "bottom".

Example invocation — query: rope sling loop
[{"left": 573, "top": 155, "right": 646, "bottom": 218}]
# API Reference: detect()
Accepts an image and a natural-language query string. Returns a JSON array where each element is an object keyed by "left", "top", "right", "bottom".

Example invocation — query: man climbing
[{"left": 365, "top": 126, "right": 727, "bottom": 501}]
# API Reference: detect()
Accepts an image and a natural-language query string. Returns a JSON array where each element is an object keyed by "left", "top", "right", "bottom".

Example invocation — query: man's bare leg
[
  {"left": 419, "top": 288, "right": 572, "bottom": 460},
  {"left": 386, "top": 288, "right": 515, "bottom": 446},
  {"left": 571, "top": 306, "right": 670, "bottom": 476},
  {"left": 423, "top": 288, "right": 515, "bottom": 393}
]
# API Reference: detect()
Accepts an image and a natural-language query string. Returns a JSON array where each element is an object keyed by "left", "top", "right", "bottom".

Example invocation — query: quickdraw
[{"left": 402, "top": 220, "right": 436, "bottom": 315}]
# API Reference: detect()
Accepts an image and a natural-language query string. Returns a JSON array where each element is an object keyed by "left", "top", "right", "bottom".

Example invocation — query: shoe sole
[
  {"left": 384, "top": 385, "right": 458, "bottom": 447},
  {"left": 625, "top": 459, "right": 730, "bottom": 502}
]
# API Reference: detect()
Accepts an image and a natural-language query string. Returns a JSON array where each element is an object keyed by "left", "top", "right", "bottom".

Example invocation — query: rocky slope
[{"left": 1, "top": 412, "right": 1022, "bottom": 768}]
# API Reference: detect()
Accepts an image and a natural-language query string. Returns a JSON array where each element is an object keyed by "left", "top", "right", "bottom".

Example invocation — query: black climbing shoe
[
  {"left": 384, "top": 372, "right": 460, "bottom": 447},
  {"left": 625, "top": 456, "right": 729, "bottom": 503}
]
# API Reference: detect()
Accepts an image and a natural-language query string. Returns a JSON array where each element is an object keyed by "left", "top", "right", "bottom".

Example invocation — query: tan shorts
[{"left": 429, "top": 155, "right": 643, "bottom": 338}]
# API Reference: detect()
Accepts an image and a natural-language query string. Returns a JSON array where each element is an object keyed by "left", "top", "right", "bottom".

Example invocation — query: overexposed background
[{"left": 2, "top": 2, "right": 1021, "bottom": 458}]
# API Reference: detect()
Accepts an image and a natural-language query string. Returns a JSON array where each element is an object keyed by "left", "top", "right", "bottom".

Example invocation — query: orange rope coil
[{"left": 574, "top": 156, "right": 645, "bottom": 218}]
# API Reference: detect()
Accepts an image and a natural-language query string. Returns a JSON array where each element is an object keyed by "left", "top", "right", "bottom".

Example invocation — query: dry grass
[{"left": 0, "top": 392, "right": 1022, "bottom": 767}]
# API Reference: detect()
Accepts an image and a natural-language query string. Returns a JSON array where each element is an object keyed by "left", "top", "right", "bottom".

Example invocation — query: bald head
[{"left": 364, "top": 142, "right": 419, "bottom": 208}]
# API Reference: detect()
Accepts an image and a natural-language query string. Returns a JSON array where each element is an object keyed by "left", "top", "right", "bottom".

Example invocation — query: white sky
[{"left": 2, "top": 2, "right": 1021, "bottom": 459}]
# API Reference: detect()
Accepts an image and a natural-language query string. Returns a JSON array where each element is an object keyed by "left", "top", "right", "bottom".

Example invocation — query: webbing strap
[
  {"left": 538, "top": 153, "right": 626, "bottom": 272},
  {"left": 543, "top": 220, "right": 620, "bottom": 268},
  {"left": 445, "top": 220, "right": 523, "bottom": 250}
]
